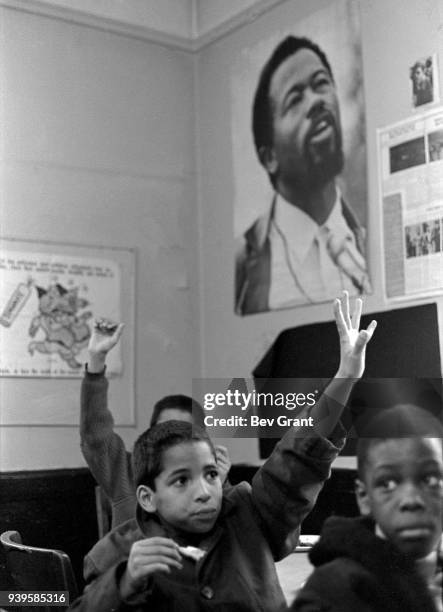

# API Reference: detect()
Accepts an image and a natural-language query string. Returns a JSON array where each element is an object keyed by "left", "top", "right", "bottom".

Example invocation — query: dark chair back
[{"left": 0, "top": 530, "right": 78, "bottom": 611}]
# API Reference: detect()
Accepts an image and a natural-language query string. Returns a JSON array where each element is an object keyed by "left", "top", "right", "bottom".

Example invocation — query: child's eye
[
  {"left": 423, "top": 474, "right": 443, "bottom": 488},
  {"left": 378, "top": 478, "right": 398, "bottom": 491},
  {"left": 172, "top": 476, "right": 188, "bottom": 487},
  {"left": 206, "top": 470, "right": 219, "bottom": 481}
]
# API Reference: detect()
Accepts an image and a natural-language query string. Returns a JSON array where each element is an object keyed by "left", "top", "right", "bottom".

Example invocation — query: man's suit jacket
[{"left": 235, "top": 195, "right": 366, "bottom": 316}]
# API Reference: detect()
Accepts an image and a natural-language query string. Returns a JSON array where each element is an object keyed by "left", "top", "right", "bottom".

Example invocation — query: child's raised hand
[
  {"left": 87, "top": 319, "right": 124, "bottom": 373},
  {"left": 334, "top": 291, "right": 376, "bottom": 379},
  {"left": 89, "top": 319, "right": 124, "bottom": 354},
  {"left": 214, "top": 445, "right": 231, "bottom": 484},
  {"left": 121, "top": 537, "right": 183, "bottom": 597}
]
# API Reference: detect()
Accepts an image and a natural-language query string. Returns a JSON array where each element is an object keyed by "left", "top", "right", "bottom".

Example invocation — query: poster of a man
[{"left": 233, "top": 1, "right": 370, "bottom": 316}]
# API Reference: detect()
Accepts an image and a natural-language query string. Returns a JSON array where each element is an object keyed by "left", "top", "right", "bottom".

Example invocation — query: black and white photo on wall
[{"left": 233, "top": 0, "right": 370, "bottom": 315}]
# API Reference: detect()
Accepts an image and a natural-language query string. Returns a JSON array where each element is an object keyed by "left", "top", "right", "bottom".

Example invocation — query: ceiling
[{"left": 1, "top": 0, "right": 285, "bottom": 49}]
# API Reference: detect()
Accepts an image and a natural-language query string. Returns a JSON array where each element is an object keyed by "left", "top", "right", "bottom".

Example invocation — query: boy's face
[
  {"left": 357, "top": 438, "right": 443, "bottom": 559},
  {"left": 140, "top": 440, "right": 222, "bottom": 534}
]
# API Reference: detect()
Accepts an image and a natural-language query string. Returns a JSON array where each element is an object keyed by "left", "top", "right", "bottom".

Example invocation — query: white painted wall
[{"left": 0, "top": 6, "right": 199, "bottom": 470}]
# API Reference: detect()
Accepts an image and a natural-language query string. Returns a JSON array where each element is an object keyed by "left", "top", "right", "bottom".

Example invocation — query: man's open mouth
[{"left": 308, "top": 112, "right": 335, "bottom": 139}]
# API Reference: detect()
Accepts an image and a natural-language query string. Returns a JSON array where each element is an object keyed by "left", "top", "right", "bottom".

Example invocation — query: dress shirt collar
[{"left": 273, "top": 186, "right": 342, "bottom": 263}]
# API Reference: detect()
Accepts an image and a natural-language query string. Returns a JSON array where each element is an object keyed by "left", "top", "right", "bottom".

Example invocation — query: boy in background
[
  {"left": 70, "top": 293, "right": 376, "bottom": 611},
  {"left": 293, "top": 403, "right": 443, "bottom": 612},
  {"left": 80, "top": 323, "right": 231, "bottom": 529}
]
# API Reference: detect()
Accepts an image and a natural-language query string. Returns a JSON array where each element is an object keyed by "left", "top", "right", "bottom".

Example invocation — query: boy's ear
[
  {"left": 136, "top": 484, "right": 157, "bottom": 513},
  {"left": 355, "top": 478, "right": 371, "bottom": 517}
]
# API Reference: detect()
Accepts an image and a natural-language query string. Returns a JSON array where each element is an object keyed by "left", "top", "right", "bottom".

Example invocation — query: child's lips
[
  {"left": 191, "top": 508, "right": 218, "bottom": 522},
  {"left": 192, "top": 508, "right": 217, "bottom": 517},
  {"left": 397, "top": 525, "right": 433, "bottom": 539}
]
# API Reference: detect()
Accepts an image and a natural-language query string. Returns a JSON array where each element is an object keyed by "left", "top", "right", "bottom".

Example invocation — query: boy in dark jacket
[
  {"left": 80, "top": 322, "right": 231, "bottom": 528},
  {"left": 292, "top": 403, "right": 443, "bottom": 612},
  {"left": 71, "top": 293, "right": 376, "bottom": 612}
]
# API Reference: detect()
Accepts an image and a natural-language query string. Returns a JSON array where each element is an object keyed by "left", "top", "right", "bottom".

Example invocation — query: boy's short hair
[
  {"left": 356, "top": 403, "right": 443, "bottom": 480},
  {"left": 132, "top": 420, "right": 215, "bottom": 489},
  {"left": 150, "top": 394, "right": 206, "bottom": 429}
]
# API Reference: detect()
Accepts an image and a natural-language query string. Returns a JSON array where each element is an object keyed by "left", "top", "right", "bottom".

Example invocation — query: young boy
[
  {"left": 292, "top": 403, "right": 443, "bottom": 612},
  {"left": 71, "top": 293, "right": 376, "bottom": 611},
  {"left": 80, "top": 322, "right": 231, "bottom": 528}
]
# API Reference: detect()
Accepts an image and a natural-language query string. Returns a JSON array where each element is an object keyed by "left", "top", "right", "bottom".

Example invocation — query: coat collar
[{"left": 309, "top": 516, "right": 438, "bottom": 612}]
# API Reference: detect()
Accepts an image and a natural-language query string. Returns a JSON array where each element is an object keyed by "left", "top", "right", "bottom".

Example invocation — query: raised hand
[
  {"left": 87, "top": 318, "right": 124, "bottom": 373},
  {"left": 214, "top": 445, "right": 231, "bottom": 484},
  {"left": 334, "top": 291, "right": 377, "bottom": 379}
]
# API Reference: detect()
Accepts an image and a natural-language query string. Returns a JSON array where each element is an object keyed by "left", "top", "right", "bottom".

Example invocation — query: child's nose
[
  {"left": 399, "top": 484, "right": 426, "bottom": 510},
  {"left": 195, "top": 479, "right": 211, "bottom": 501}
]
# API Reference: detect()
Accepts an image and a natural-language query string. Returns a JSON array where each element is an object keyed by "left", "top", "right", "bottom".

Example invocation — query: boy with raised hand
[
  {"left": 80, "top": 320, "right": 231, "bottom": 529},
  {"left": 72, "top": 293, "right": 376, "bottom": 612},
  {"left": 292, "top": 403, "right": 443, "bottom": 612}
]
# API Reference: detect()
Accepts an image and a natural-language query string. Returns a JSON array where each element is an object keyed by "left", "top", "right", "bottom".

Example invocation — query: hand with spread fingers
[
  {"left": 306, "top": 291, "right": 377, "bottom": 437},
  {"left": 333, "top": 291, "right": 377, "bottom": 380}
]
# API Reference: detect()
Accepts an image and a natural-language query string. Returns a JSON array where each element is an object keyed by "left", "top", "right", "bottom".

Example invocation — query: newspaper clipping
[{"left": 378, "top": 107, "right": 443, "bottom": 299}]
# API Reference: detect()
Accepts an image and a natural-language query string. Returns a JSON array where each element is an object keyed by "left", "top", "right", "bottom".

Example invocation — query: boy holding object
[{"left": 71, "top": 292, "right": 376, "bottom": 612}]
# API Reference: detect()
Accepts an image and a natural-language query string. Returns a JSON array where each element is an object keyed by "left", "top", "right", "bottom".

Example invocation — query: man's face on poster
[{"left": 264, "top": 48, "right": 344, "bottom": 192}]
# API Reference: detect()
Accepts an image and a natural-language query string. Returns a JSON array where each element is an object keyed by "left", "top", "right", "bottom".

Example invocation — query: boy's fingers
[
  {"left": 342, "top": 291, "right": 352, "bottom": 328},
  {"left": 353, "top": 331, "right": 370, "bottom": 353},
  {"left": 365, "top": 320, "right": 377, "bottom": 340},
  {"left": 136, "top": 537, "right": 181, "bottom": 557},
  {"left": 351, "top": 298, "right": 362, "bottom": 330},
  {"left": 113, "top": 323, "right": 125, "bottom": 341},
  {"left": 151, "top": 564, "right": 171, "bottom": 574},
  {"left": 133, "top": 546, "right": 182, "bottom": 565},
  {"left": 354, "top": 321, "right": 376, "bottom": 353},
  {"left": 333, "top": 298, "right": 347, "bottom": 336},
  {"left": 215, "top": 445, "right": 228, "bottom": 458},
  {"left": 139, "top": 563, "right": 172, "bottom": 576},
  {"left": 137, "top": 551, "right": 182, "bottom": 564}
]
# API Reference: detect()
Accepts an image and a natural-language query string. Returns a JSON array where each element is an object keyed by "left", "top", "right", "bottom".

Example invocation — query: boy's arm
[
  {"left": 307, "top": 292, "right": 376, "bottom": 437},
  {"left": 251, "top": 293, "right": 376, "bottom": 559},
  {"left": 80, "top": 322, "right": 134, "bottom": 508},
  {"left": 69, "top": 564, "right": 128, "bottom": 612},
  {"left": 70, "top": 538, "right": 182, "bottom": 611}
]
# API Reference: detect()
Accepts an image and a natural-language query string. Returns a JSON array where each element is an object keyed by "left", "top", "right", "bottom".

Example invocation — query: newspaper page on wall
[{"left": 378, "top": 107, "right": 443, "bottom": 299}]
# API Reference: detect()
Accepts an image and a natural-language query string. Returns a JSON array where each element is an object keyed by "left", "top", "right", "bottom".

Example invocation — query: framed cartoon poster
[{"left": 0, "top": 237, "right": 136, "bottom": 425}]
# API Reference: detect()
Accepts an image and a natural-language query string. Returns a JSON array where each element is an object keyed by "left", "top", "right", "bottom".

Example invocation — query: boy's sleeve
[
  {"left": 251, "top": 425, "right": 346, "bottom": 561},
  {"left": 80, "top": 369, "right": 134, "bottom": 506},
  {"left": 72, "top": 558, "right": 156, "bottom": 612},
  {"left": 69, "top": 563, "right": 125, "bottom": 611}
]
